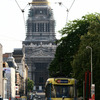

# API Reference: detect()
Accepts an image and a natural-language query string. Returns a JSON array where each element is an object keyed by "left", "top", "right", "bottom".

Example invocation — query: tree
[
  {"left": 72, "top": 20, "right": 100, "bottom": 98},
  {"left": 49, "top": 13, "right": 100, "bottom": 98},
  {"left": 49, "top": 13, "right": 100, "bottom": 77},
  {"left": 27, "top": 78, "right": 34, "bottom": 92}
]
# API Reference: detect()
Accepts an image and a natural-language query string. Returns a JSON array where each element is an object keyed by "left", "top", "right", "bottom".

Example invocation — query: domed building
[{"left": 23, "top": 0, "right": 57, "bottom": 91}]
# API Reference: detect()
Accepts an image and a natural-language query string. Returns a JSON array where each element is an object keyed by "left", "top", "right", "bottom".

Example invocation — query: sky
[{"left": 0, "top": 0, "right": 100, "bottom": 53}]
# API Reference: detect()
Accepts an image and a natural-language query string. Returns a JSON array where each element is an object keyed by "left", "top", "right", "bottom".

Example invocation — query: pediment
[{"left": 31, "top": 49, "right": 52, "bottom": 57}]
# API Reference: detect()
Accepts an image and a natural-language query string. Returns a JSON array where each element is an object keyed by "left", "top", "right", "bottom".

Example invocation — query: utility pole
[{"left": 86, "top": 46, "right": 93, "bottom": 98}]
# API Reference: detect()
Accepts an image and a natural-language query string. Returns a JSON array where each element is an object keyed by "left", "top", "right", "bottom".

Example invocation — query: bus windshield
[
  {"left": 54, "top": 85, "right": 74, "bottom": 98},
  {"left": 45, "top": 78, "right": 77, "bottom": 99},
  {"left": 45, "top": 84, "right": 74, "bottom": 98}
]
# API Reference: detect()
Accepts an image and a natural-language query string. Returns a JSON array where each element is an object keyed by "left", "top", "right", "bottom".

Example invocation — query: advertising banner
[{"left": 3, "top": 68, "right": 11, "bottom": 73}]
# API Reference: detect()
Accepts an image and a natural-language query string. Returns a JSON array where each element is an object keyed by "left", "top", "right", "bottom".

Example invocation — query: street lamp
[{"left": 86, "top": 46, "right": 93, "bottom": 97}]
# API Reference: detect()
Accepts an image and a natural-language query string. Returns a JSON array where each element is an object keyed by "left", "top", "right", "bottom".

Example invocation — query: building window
[
  {"left": 37, "top": 23, "right": 44, "bottom": 32},
  {"left": 32, "top": 23, "right": 36, "bottom": 32},
  {"left": 39, "top": 77, "right": 44, "bottom": 83},
  {"left": 35, "top": 63, "right": 48, "bottom": 71},
  {"left": 46, "top": 23, "right": 50, "bottom": 32}
]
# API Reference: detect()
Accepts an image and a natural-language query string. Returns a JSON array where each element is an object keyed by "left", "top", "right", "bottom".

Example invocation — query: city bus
[{"left": 45, "top": 78, "right": 77, "bottom": 100}]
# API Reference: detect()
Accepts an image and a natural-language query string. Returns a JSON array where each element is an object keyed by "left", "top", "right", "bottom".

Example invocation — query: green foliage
[
  {"left": 49, "top": 13, "right": 98, "bottom": 77},
  {"left": 49, "top": 13, "right": 100, "bottom": 98},
  {"left": 27, "top": 78, "right": 34, "bottom": 92},
  {"left": 72, "top": 22, "right": 100, "bottom": 98}
]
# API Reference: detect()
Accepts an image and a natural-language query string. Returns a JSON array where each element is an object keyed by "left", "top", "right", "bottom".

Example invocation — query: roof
[{"left": 13, "top": 48, "right": 23, "bottom": 55}]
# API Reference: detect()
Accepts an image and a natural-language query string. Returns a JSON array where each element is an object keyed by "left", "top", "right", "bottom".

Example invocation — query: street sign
[
  {"left": 15, "top": 86, "right": 19, "bottom": 91},
  {"left": 91, "top": 84, "right": 95, "bottom": 100}
]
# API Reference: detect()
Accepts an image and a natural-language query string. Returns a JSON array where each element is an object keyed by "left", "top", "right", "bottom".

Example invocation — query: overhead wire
[
  {"left": 68, "top": 0, "right": 75, "bottom": 12},
  {"left": 14, "top": 0, "right": 29, "bottom": 33},
  {"left": 65, "top": 0, "right": 75, "bottom": 22},
  {"left": 67, "top": 0, "right": 75, "bottom": 22},
  {"left": 15, "top": 0, "right": 22, "bottom": 11},
  {"left": 56, "top": 0, "right": 76, "bottom": 22},
  {"left": 0, "top": 0, "right": 28, "bottom": 42},
  {"left": 14, "top": 0, "right": 76, "bottom": 40}
]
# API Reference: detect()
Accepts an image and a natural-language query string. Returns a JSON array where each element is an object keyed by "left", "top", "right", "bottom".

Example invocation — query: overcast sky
[{"left": 0, "top": 0, "right": 100, "bottom": 53}]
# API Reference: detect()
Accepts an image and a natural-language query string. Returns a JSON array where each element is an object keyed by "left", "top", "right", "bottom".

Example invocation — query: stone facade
[
  {"left": 23, "top": 0, "right": 57, "bottom": 90},
  {"left": 13, "top": 49, "right": 29, "bottom": 96}
]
